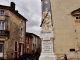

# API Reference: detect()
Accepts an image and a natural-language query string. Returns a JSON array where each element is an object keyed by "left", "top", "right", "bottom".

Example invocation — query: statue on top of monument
[
  {"left": 40, "top": 0, "right": 53, "bottom": 31},
  {"left": 42, "top": 8, "right": 52, "bottom": 31}
]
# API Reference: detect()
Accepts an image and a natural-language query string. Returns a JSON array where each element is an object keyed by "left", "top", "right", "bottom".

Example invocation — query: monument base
[
  {"left": 39, "top": 53, "right": 57, "bottom": 60},
  {"left": 39, "top": 30, "right": 57, "bottom": 60}
]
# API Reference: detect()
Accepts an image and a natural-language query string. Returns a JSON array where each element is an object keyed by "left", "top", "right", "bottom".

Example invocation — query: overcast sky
[{"left": 0, "top": 0, "right": 41, "bottom": 36}]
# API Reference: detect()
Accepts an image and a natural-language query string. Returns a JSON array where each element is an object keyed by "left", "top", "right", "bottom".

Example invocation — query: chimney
[{"left": 10, "top": 2, "right": 15, "bottom": 10}]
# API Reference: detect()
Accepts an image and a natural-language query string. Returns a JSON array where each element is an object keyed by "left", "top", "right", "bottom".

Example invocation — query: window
[
  {"left": 0, "top": 44, "right": 3, "bottom": 52},
  {"left": 21, "top": 20, "right": 23, "bottom": 28},
  {"left": 21, "top": 20, "right": 23, "bottom": 24},
  {"left": 1, "top": 10, "right": 4, "bottom": 15},
  {"left": 0, "top": 22, "right": 5, "bottom": 30},
  {"left": 70, "top": 49, "right": 75, "bottom": 51},
  {"left": 76, "top": 17, "right": 78, "bottom": 19},
  {"left": 21, "top": 28, "right": 22, "bottom": 38},
  {"left": 76, "top": 16, "right": 80, "bottom": 19}
]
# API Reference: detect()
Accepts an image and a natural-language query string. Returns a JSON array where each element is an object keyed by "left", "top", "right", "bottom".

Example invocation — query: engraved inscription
[
  {"left": 43, "top": 37, "right": 50, "bottom": 40},
  {"left": 42, "top": 41, "right": 52, "bottom": 53}
]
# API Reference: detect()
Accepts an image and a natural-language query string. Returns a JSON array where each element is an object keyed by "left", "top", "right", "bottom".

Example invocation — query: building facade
[
  {"left": 0, "top": 2, "right": 27, "bottom": 59},
  {"left": 41, "top": 0, "right": 80, "bottom": 60},
  {"left": 26, "top": 32, "right": 41, "bottom": 54}
]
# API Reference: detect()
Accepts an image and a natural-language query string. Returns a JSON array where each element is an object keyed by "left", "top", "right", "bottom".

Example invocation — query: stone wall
[
  {"left": 8, "top": 11, "right": 25, "bottom": 59},
  {"left": 26, "top": 36, "right": 33, "bottom": 53},
  {"left": 26, "top": 33, "right": 41, "bottom": 54},
  {"left": 1, "top": 10, "right": 26, "bottom": 59},
  {"left": 50, "top": 0, "right": 80, "bottom": 59},
  {"left": 0, "top": 9, "right": 10, "bottom": 59}
]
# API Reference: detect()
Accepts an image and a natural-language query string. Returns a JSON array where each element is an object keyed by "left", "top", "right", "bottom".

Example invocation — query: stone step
[{"left": 57, "top": 54, "right": 64, "bottom": 60}]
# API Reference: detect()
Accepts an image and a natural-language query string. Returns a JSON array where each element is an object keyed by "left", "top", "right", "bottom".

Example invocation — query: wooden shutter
[
  {"left": 15, "top": 41, "right": 17, "bottom": 51},
  {"left": 23, "top": 44, "right": 24, "bottom": 54}
]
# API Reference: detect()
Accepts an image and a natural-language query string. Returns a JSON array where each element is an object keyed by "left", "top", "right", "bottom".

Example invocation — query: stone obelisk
[{"left": 39, "top": 0, "right": 57, "bottom": 60}]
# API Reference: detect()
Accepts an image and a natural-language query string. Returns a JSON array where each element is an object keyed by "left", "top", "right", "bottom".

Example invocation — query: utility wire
[{"left": 5, "top": 0, "right": 40, "bottom": 17}]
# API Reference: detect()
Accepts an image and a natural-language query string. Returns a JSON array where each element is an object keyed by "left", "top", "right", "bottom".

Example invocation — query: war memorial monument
[{"left": 39, "top": 0, "right": 57, "bottom": 60}]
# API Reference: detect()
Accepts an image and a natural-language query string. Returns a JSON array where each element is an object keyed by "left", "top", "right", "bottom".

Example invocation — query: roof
[
  {"left": 26, "top": 33, "right": 33, "bottom": 38},
  {"left": 0, "top": 2, "right": 27, "bottom": 21},
  {"left": 71, "top": 8, "right": 80, "bottom": 16},
  {"left": 26, "top": 32, "right": 40, "bottom": 39}
]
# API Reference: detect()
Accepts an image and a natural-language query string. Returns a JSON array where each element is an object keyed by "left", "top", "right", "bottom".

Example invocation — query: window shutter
[
  {"left": 15, "top": 41, "right": 17, "bottom": 51},
  {"left": 23, "top": 44, "right": 24, "bottom": 54}
]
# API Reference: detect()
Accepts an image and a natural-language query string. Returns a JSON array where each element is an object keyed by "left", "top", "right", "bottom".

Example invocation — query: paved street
[
  {"left": 15, "top": 53, "right": 40, "bottom": 60},
  {"left": 26, "top": 54, "right": 39, "bottom": 60}
]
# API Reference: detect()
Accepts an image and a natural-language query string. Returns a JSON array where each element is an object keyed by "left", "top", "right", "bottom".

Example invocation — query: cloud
[{"left": 0, "top": 0, "right": 41, "bottom": 36}]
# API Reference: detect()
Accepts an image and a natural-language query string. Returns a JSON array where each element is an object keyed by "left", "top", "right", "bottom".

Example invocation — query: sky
[{"left": 0, "top": 0, "right": 41, "bottom": 36}]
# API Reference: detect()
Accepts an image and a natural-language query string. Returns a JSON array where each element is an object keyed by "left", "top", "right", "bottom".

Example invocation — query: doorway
[
  {"left": 20, "top": 43, "right": 23, "bottom": 55},
  {"left": 0, "top": 42, "right": 3, "bottom": 57},
  {"left": 19, "top": 43, "right": 24, "bottom": 56}
]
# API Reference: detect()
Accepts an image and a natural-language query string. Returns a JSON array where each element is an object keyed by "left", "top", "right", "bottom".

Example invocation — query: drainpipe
[
  {"left": 25, "top": 21, "right": 26, "bottom": 54},
  {"left": 24, "top": 21, "right": 27, "bottom": 60}
]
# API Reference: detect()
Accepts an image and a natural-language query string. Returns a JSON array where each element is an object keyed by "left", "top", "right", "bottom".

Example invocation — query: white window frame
[{"left": 0, "top": 22, "right": 5, "bottom": 30}]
